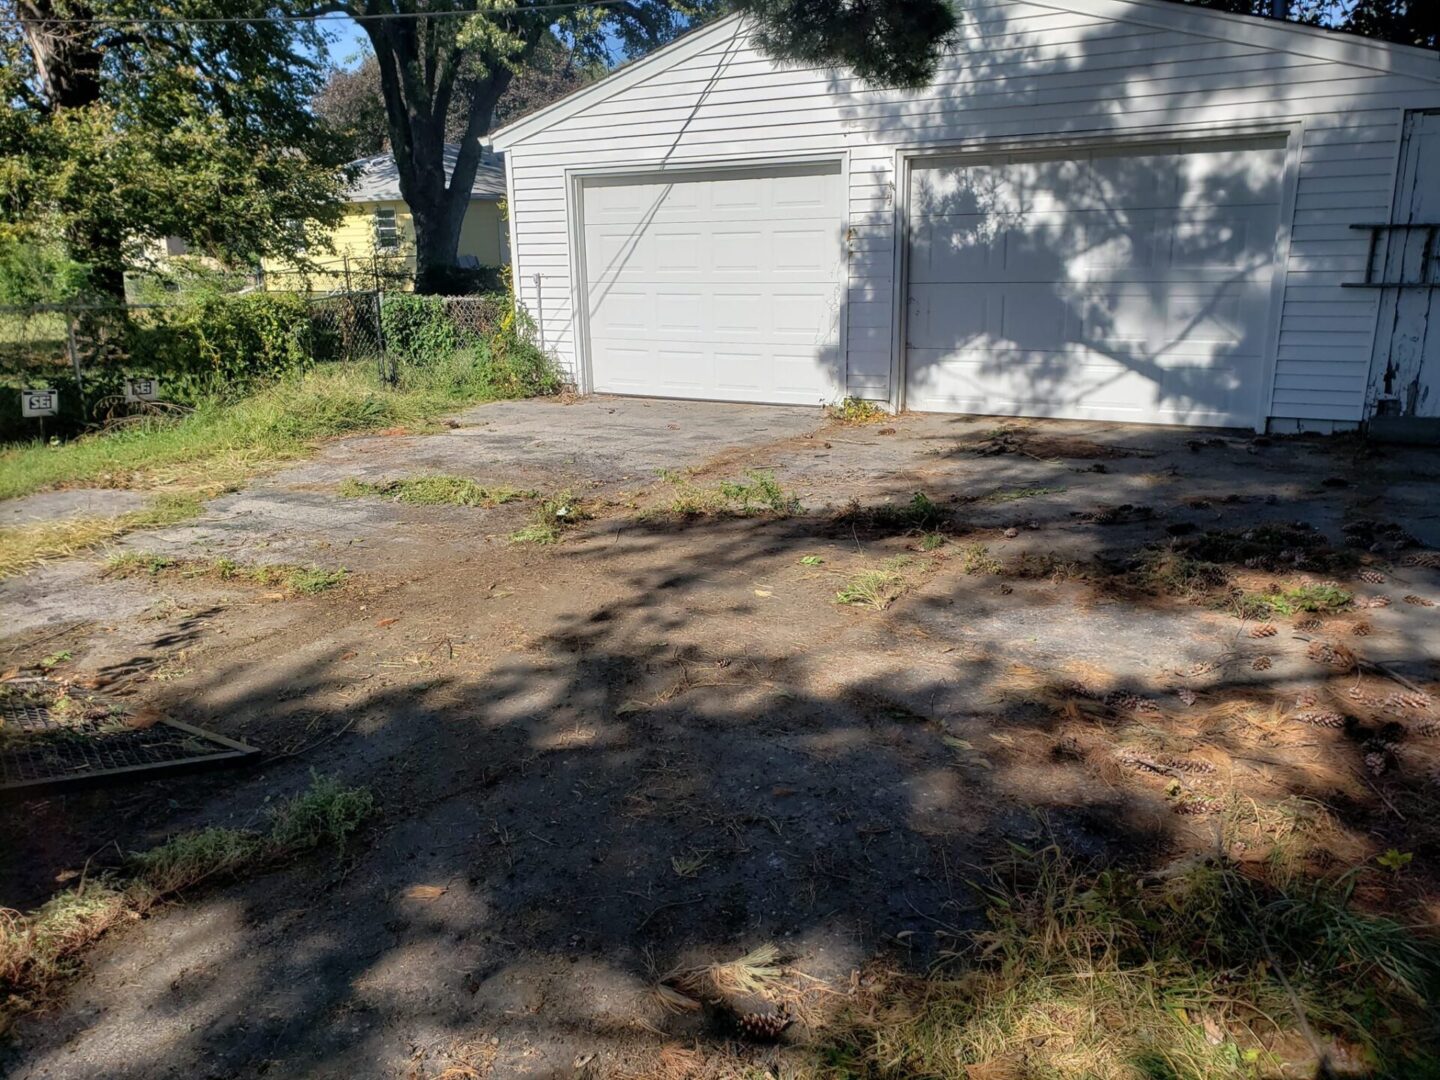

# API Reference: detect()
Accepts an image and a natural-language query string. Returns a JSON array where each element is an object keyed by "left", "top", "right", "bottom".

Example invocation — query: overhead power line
[{"left": 1, "top": 0, "right": 637, "bottom": 29}]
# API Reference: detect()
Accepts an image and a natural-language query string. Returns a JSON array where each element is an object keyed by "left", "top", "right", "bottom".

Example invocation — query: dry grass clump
[
  {"left": 666, "top": 470, "right": 800, "bottom": 519},
  {"left": 338, "top": 474, "right": 529, "bottom": 507},
  {"left": 104, "top": 552, "right": 347, "bottom": 596},
  {"left": 809, "top": 845, "right": 1439, "bottom": 1080},
  {"left": 0, "top": 775, "right": 373, "bottom": 1030},
  {"left": 0, "top": 492, "right": 203, "bottom": 580},
  {"left": 835, "top": 569, "right": 905, "bottom": 610},
  {"left": 826, "top": 397, "right": 889, "bottom": 424},
  {"left": 510, "top": 489, "right": 592, "bottom": 543}
]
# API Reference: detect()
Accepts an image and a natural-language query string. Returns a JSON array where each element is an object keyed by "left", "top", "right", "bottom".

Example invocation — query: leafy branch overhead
[{"left": 1, "top": 0, "right": 356, "bottom": 298}]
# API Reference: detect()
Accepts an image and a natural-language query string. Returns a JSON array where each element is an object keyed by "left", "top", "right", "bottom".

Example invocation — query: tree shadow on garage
[{"left": 829, "top": 11, "right": 1310, "bottom": 427}]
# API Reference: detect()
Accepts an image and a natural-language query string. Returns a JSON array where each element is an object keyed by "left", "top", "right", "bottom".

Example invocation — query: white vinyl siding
[{"left": 500, "top": 0, "right": 1440, "bottom": 427}]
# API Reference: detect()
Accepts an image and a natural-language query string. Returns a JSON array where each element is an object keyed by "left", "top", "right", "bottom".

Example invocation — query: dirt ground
[{"left": 2, "top": 397, "right": 1439, "bottom": 1078}]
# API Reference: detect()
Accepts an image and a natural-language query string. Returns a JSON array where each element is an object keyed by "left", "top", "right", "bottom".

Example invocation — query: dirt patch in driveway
[{"left": 2, "top": 399, "right": 1440, "bottom": 1078}]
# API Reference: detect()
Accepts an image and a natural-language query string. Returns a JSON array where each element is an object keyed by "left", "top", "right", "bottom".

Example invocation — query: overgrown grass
[
  {"left": 667, "top": 469, "right": 800, "bottom": 518},
  {"left": 338, "top": 474, "right": 529, "bottom": 507},
  {"left": 826, "top": 397, "right": 889, "bottom": 424},
  {"left": 813, "top": 846, "right": 1440, "bottom": 1079},
  {"left": 840, "top": 491, "right": 949, "bottom": 532},
  {"left": 0, "top": 352, "right": 559, "bottom": 505},
  {"left": 958, "top": 542, "right": 1002, "bottom": 575},
  {"left": 105, "top": 552, "right": 347, "bottom": 596},
  {"left": 510, "top": 490, "right": 590, "bottom": 544},
  {"left": 0, "top": 775, "right": 373, "bottom": 1030},
  {"left": 0, "top": 492, "right": 203, "bottom": 579}
]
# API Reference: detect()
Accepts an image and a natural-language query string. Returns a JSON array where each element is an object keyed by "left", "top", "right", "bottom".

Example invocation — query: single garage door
[
  {"left": 905, "top": 138, "right": 1285, "bottom": 426},
  {"left": 582, "top": 163, "right": 845, "bottom": 404}
]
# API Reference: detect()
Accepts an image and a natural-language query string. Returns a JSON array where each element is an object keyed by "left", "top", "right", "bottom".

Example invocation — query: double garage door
[{"left": 579, "top": 138, "right": 1284, "bottom": 426}]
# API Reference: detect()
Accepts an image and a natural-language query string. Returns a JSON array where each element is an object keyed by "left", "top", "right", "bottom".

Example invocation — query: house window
[{"left": 374, "top": 207, "right": 399, "bottom": 251}]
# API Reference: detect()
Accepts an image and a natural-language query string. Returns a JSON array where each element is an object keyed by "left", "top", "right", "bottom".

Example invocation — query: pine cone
[
  {"left": 1384, "top": 692, "right": 1432, "bottom": 712},
  {"left": 1116, "top": 749, "right": 1171, "bottom": 774},
  {"left": 1177, "top": 688, "right": 1198, "bottom": 707},
  {"left": 1364, "top": 751, "right": 1388, "bottom": 777},
  {"left": 1351, "top": 623, "right": 1372, "bottom": 637},
  {"left": 1293, "top": 710, "right": 1345, "bottom": 728},
  {"left": 736, "top": 1008, "right": 792, "bottom": 1042},
  {"left": 1249, "top": 624, "right": 1277, "bottom": 639},
  {"left": 1251, "top": 656, "right": 1272, "bottom": 671},
  {"left": 1360, "top": 596, "right": 1392, "bottom": 609},
  {"left": 1400, "top": 552, "right": 1440, "bottom": 568},
  {"left": 1173, "top": 798, "right": 1219, "bottom": 815},
  {"left": 1415, "top": 719, "right": 1440, "bottom": 738},
  {"left": 1164, "top": 756, "right": 1216, "bottom": 774},
  {"left": 1294, "top": 617, "right": 1322, "bottom": 631},
  {"left": 1359, "top": 570, "right": 1387, "bottom": 584},
  {"left": 1403, "top": 594, "right": 1435, "bottom": 607}
]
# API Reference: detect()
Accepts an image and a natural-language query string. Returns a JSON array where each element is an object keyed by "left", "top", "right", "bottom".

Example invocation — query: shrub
[
  {"left": 380, "top": 294, "right": 460, "bottom": 367},
  {"left": 127, "top": 292, "right": 315, "bottom": 400}
]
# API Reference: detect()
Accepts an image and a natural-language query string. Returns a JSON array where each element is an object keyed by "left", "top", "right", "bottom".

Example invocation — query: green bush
[
  {"left": 380, "top": 294, "right": 460, "bottom": 367},
  {"left": 128, "top": 293, "right": 314, "bottom": 397}
]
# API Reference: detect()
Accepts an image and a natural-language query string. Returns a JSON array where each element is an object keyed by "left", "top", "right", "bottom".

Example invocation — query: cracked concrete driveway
[{"left": 2, "top": 396, "right": 1440, "bottom": 1079}]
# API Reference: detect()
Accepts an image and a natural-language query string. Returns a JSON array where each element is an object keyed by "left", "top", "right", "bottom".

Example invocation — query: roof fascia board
[
  {"left": 1018, "top": 0, "right": 1439, "bottom": 82},
  {"left": 491, "top": 13, "right": 747, "bottom": 148}
]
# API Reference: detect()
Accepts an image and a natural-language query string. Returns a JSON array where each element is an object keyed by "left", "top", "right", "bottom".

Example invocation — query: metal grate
[{"left": 0, "top": 692, "right": 259, "bottom": 797}]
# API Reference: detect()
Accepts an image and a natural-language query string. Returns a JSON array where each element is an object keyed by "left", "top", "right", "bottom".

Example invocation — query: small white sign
[
  {"left": 21, "top": 388, "right": 58, "bottom": 418},
  {"left": 125, "top": 377, "right": 159, "bottom": 402}
]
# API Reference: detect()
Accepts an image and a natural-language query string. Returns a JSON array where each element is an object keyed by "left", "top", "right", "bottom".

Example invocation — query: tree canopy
[{"left": 1, "top": 0, "right": 354, "bottom": 299}]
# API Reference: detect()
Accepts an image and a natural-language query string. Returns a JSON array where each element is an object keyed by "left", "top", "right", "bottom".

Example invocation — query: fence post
[
  {"left": 374, "top": 290, "right": 390, "bottom": 385},
  {"left": 64, "top": 311, "right": 87, "bottom": 421}
]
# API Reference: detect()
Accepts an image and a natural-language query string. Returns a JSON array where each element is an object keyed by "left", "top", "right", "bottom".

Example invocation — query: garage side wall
[{"left": 502, "top": 0, "right": 1440, "bottom": 427}]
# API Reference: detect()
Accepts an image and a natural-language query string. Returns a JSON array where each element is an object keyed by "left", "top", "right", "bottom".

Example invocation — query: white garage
[
  {"left": 581, "top": 164, "right": 845, "bottom": 404},
  {"left": 494, "top": 0, "right": 1440, "bottom": 433}
]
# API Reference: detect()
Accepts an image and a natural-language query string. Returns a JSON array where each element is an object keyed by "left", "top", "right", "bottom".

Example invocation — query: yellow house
[{"left": 262, "top": 144, "right": 509, "bottom": 292}]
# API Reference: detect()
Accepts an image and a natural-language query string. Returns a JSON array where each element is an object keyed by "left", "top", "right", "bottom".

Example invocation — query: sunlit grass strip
[
  {"left": 338, "top": 474, "right": 530, "bottom": 507},
  {"left": 104, "top": 553, "right": 347, "bottom": 596},
  {"left": 0, "top": 776, "right": 373, "bottom": 1032},
  {"left": 0, "top": 492, "right": 203, "bottom": 580}
]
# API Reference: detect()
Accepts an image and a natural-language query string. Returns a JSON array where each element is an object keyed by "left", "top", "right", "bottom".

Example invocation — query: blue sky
[{"left": 317, "top": 15, "right": 371, "bottom": 69}]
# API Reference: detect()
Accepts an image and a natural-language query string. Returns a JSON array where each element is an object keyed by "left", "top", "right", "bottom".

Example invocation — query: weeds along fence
[{"left": 0, "top": 292, "right": 516, "bottom": 442}]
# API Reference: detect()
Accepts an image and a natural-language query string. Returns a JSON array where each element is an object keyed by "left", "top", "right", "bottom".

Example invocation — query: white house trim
[{"left": 492, "top": 14, "right": 747, "bottom": 150}]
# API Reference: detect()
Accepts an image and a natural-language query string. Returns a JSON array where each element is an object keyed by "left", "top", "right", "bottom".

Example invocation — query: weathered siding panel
[{"left": 500, "top": 0, "right": 1440, "bottom": 422}]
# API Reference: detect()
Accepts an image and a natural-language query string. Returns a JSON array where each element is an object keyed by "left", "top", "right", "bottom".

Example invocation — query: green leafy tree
[
  {"left": 327, "top": 0, "right": 956, "bottom": 293},
  {"left": 314, "top": 34, "right": 602, "bottom": 163},
  {"left": 1, "top": 0, "right": 355, "bottom": 300}
]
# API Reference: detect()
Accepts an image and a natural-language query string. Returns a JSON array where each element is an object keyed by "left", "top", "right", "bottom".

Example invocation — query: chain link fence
[{"left": 1, "top": 291, "right": 517, "bottom": 441}]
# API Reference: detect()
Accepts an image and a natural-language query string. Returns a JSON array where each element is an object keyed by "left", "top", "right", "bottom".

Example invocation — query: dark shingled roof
[{"left": 347, "top": 144, "right": 505, "bottom": 203}]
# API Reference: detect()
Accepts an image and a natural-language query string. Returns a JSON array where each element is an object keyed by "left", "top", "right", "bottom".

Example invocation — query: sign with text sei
[{"left": 21, "top": 389, "right": 58, "bottom": 418}]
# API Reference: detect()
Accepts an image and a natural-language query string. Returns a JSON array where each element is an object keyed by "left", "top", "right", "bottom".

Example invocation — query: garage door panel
[
  {"left": 907, "top": 347, "right": 1253, "bottom": 424},
  {"left": 906, "top": 139, "right": 1282, "bottom": 426},
  {"left": 584, "top": 164, "right": 843, "bottom": 403}
]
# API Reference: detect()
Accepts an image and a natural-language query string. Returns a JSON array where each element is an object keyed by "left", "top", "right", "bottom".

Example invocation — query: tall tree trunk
[
  {"left": 18, "top": 0, "right": 126, "bottom": 299},
  {"left": 412, "top": 70, "right": 515, "bottom": 292}
]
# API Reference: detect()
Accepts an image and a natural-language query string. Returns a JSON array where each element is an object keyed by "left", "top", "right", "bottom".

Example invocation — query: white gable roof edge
[
  {"left": 1038, "top": 0, "right": 1440, "bottom": 82},
  {"left": 493, "top": 0, "right": 1438, "bottom": 151},
  {"left": 491, "top": 13, "right": 746, "bottom": 149}
]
